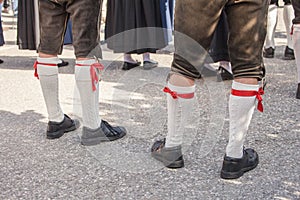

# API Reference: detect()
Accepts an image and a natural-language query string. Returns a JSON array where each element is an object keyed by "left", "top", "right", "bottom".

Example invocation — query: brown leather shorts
[
  {"left": 292, "top": 0, "right": 300, "bottom": 24},
  {"left": 38, "top": 0, "right": 102, "bottom": 58},
  {"left": 171, "top": 0, "right": 268, "bottom": 81}
]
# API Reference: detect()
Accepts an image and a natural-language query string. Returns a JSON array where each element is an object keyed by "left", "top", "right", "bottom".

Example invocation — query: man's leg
[
  {"left": 283, "top": 0, "right": 295, "bottom": 60},
  {"left": 67, "top": 0, "right": 126, "bottom": 146},
  {"left": 151, "top": 0, "right": 224, "bottom": 168},
  {"left": 36, "top": 0, "right": 79, "bottom": 139},
  {"left": 293, "top": 24, "right": 300, "bottom": 98},
  {"left": 220, "top": 0, "right": 268, "bottom": 179},
  {"left": 263, "top": 0, "right": 278, "bottom": 58},
  {"left": 292, "top": 0, "right": 300, "bottom": 98}
]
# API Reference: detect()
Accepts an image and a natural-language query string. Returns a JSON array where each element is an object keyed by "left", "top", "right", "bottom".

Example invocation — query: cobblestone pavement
[{"left": 0, "top": 7, "right": 299, "bottom": 200}]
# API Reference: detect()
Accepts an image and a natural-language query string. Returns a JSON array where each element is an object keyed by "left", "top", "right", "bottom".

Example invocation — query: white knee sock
[
  {"left": 283, "top": 5, "right": 295, "bottom": 49},
  {"left": 165, "top": 82, "right": 195, "bottom": 148},
  {"left": 293, "top": 24, "right": 300, "bottom": 83},
  {"left": 226, "top": 81, "right": 259, "bottom": 158},
  {"left": 37, "top": 57, "right": 64, "bottom": 122},
  {"left": 265, "top": 4, "right": 278, "bottom": 49},
  {"left": 75, "top": 59, "right": 101, "bottom": 129}
]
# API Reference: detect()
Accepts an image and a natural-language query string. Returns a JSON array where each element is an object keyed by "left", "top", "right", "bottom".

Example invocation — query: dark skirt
[
  {"left": 17, "top": 0, "right": 37, "bottom": 50},
  {"left": 160, "top": 0, "right": 174, "bottom": 42},
  {"left": 0, "top": 12, "right": 5, "bottom": 46},
  {"left": 105, "top": 0, "right": 168, "bottom": 54},
  {"left": 64, "top": 20, "right": 73, "bottom": 45}
]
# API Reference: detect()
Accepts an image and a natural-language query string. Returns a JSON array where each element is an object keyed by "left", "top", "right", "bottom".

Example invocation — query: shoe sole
[
  {"left": 263, "top": 55, "right": 274, "bottom": 58},
  {"left": 220, "top": 160, "right": 259, "bottom": 179},
  {"left": 143, "top": 63, "right": 158, "bottom": 70},
  {"left": 81, "top": 132, "right": 126, "bottom": 146},
  {"left": 282, "top": 56, "right": 295, "bottom": 60},
  {"left": 151, "top": 153, "right": 184, "bottom": 169},
  {"left": 46, "top": 120, "right": 80, "bottom": 139}
]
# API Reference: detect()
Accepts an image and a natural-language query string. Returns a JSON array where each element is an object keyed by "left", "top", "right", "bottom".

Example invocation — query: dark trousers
[
  {"left": 292, "top": 0, "right": 300, "bottom": 24},
  {"left": 171, "top": 0, "right": 268, "bottom": 81},
  {"left": 38, "top": 0, "right": 102, "bottom": 58}
]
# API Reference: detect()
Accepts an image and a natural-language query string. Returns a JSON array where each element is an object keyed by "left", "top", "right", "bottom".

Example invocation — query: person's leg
[
  {"left": 67, "top": 0, "right": 126, "bottom": 145},
  {"left": 220, "top": 0, "right": 268, "bottom": 179},
  {"left": 13, "top": 0, "right": 17, "bottom": 16},
  {"left": 292, "top": 0, "right": 300, "bottom": 98},
  {"left": 151, "top": 0, "right": 224, "bottom": 168},
  {"left": 283, "top": 0, "right": 295, "bottom": 59},
  {"left": 142, "top": 52, "right": 158, "bottom": 70},
  {"left": 37, "top": 0, "right": 79, "bottom": 139},
  {"left": 263, "top": 0, "right": 278, "bottom": 58},
  {"left": 294, "top": 24, "right": 300, "bottom": 98}
]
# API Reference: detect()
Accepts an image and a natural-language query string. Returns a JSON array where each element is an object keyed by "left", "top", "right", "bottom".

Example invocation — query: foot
[
  {"left": 81, "top": 120, "right": 127, "bottom": 146},
  {"left": 220, "top": 148, "right": 259, "bottom": 179},
  {"left": 151, "top": 138, "right": 184, "bottom": 169},
  {"left": 122, "top": 61, "right": 141, "bottom": 70},
  {"left": 263, "top": 47, "right": 275, "bottom": 58},
  {"left": 283, "top": 46, "right": 295, "bottom": 60},
  {"left": 143, "top": 60, "right": 158, "bottom": 70},
  {"left": 57, "top": 59, "right": 69, "bottom": 67},
  {"left": 297, "top": 83, "right": 300, "bottom": 99},
  {"left": 217, "top": 66, "right": 233, "bottom": 82},
  {"left": 47, "top": 114, "right": 80, "bottom": 139}
]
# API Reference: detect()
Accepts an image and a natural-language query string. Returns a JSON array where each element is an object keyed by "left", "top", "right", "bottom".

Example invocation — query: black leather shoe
[
  {"left": 217, "top": 66, "right": 233, "bottom": 82},
  {"left": 296, "top": 83, "right": 300, "bottom": 99},
  {"left": 151, "top": 138, "right": 184, "bottom": 169},
  {"left": 122, "top": 61, "right": 141, "bottom": 70},
  {"left": 220, "top": 148, "right": 259, "bottom": 179},
  {"left": 81, "top": 120, "right": 127, "bottom": 146},
  {"left": 143, "top": 60, "right": 158, "bottom": 70},
  {"left": 263, "top": 47, "right": 275, "bottom": 58},
  {"left": 283, "top": 46, "right": 295, "bottom": 60},
  {"left": 57, "top": 59, "right": 69, "bottom": 67},
  {"left": 47, "top": 114, "right": 80, "bottom": 139}
]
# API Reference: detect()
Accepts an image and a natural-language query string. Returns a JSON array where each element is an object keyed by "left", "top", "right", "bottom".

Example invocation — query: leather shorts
[
  {"left": 292, "top": 0, "right": 300, "bottom": 24},
  {"left": 38, "top": 0, "right": 102, "bottom": 58},
  {"left": 171, "top": 0, "right": 268, "bottom": 81}
]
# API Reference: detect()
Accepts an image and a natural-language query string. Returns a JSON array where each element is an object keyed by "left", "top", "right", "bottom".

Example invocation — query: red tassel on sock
[
  {"left": 231, "top": 87, "right": 265, "bottom": 112},
  {"left": 163, "top": 87, "right": 194, "bottom": 99},
  {"left": 76, "top": 63, "right": 104, "bottom": 91},
  {"left": 33, "top": 61, "right": 57, "bottom": 79}
]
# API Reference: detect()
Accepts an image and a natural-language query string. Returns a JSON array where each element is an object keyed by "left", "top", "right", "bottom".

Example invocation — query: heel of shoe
[
  {"left": 81, "top": 137, "right": 101, "bottom": 146},
  {"left": 47, "top": 130, "right": 64, "bottom": 139},
  {"left": 165, "top": 159, "right": 184, "bottom": 169}
]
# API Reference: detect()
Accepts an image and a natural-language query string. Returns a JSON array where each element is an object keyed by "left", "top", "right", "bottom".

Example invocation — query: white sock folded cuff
[
  {"left": 36, "top": 57, "right": 60, "bottom": 76},
  {"left": 37, "top": 57, "right": 61, "bottom": 64},
  {"left": 167, "top": 82, "right": 196, "bottom": 94},
  {"left": 75, "top": 59, "right": 97, "bottom": 81},
  {"left": 232, "top": 81, "right": 259, "bottom": 92},
  {"left": 76, "top": 59, "right": 96, "bottom": 65}
]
